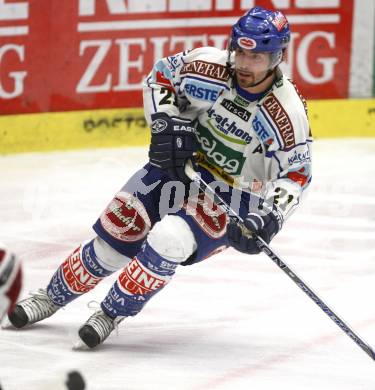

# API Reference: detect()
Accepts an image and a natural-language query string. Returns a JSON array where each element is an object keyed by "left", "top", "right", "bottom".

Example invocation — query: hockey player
[
  {"left": 0, "top": 243, "right": 22, "bottom": 323},
  {"left": 7, "top": 7, "right": 312, "bottom": 348}
]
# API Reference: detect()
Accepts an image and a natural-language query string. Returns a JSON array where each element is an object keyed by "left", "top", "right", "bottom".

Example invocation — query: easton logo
[
  {"left": 151, "top": 119, "right": 168, "bottom": 133},
  {"left": 263, "top": 94, "right": 295, "bottom": 148},
  {"left": 221, "top": 99, "right": 251, "bottom": 122},
  {"left": 180, "top": 60, "right": 230, "bottom": 82},
  {"left": 238, "top": 37, "right": 257, "bottom": 50}
]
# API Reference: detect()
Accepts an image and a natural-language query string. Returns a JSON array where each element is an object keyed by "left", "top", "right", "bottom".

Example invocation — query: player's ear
[{"left": 281, "top": 48, "right": 287, "bottom": 62}]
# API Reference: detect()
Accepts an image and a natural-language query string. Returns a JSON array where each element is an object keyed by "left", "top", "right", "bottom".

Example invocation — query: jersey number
[
  {"left": 273, "top": 187, "right": 294, "bottom": 211},
  {"left": 159, "top": 87, "right": 178, "bottom": 107}
]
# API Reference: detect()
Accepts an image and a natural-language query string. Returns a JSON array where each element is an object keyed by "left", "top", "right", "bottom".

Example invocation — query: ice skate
[
  {"left": 8, "top": 288, "right": 61, "bottom": 329},
  {"left": 77, "top": 309, "right": 124, "bottom": 349}
]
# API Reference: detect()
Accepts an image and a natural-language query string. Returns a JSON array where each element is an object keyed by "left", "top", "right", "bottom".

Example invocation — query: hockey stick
[{"left": 185, "top": 161, "right": 375, "bottom": 361}]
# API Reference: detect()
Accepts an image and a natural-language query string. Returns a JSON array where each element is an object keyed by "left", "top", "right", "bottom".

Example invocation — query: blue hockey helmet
[{"left": 230, "top": 7, "right": 290, "bottom": 54}]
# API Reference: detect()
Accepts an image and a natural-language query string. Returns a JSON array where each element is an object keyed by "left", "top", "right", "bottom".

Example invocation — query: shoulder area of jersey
[
  {"left": 184, "top": 46, "right": 228, "bottom": 65},
  {"left": 269, "top": 75, "right": 308, "bottom": 114},
  {"left": 252, "top": 75, "right": 310, "bottom": 151}
]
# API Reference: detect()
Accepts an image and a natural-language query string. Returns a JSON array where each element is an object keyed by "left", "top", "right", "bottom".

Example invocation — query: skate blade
[
  {"left": 72, "top": 338, "right": 90, "bottom": 351},
  {"left": 1, "top": 317, "right": 14, "bottom": 329}
]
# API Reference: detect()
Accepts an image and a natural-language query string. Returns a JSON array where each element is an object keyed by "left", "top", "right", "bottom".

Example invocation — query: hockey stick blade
[{"left": 185, "top": 160, "right": 375, "bottom": 361}]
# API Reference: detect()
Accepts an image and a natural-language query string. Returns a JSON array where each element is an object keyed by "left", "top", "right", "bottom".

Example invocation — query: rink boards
[{"left": 1, "top": 99, "right": 375, "bottom": 154}]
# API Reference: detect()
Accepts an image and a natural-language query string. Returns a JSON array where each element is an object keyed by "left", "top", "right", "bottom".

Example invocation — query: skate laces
[
  {"left": 85, "top": 300, "right": 124, "bottom": 340},
  {"left": 20, "top": 288, "right": 60, "bottom": 323}
]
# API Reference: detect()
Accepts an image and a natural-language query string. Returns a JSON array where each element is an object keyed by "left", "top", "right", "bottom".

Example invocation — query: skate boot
[
  {"left": 78, "top": 309, "right": 124, "bottom": 348},
  {"left": 8, "top": 288, "right": 61, "bottom": 328}
]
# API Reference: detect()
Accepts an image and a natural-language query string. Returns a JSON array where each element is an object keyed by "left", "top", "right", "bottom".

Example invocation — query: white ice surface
[{"left": 0, "top": 139, "right": 375, "bottom": 390}]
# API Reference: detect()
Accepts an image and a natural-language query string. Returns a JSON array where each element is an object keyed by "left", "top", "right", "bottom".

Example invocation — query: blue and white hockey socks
[
  {"left": 47, "top": 239, "right": 115, "bottom": 306},
  {"left": 101, "top": 241, "right": 178, "bottom": 318}
]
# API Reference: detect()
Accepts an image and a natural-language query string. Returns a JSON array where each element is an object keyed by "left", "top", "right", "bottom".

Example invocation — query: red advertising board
[{"left": 0, "top": 0, "right": 354, "bottom": 115}]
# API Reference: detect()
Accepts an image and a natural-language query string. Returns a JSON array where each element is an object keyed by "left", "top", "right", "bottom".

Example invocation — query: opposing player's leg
[
  {"left": 0, "top": 243, "right": 22, "bottom": 323},
  {"left": 77, "top": 191, "right": 229, "bottom": 348}
]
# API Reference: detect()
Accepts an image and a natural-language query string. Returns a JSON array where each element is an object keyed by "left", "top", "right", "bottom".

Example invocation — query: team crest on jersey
[
  {"left": 238, "top": 37, "right": 257, "bottom": 50},
  {"left": 100, "top": 192, "right": 151, "bottom": 242}
]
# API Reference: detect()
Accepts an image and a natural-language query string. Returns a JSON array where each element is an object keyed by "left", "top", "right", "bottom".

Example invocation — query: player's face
[{"left": 234, "top": 48, "right": 272, "bottom": 89}]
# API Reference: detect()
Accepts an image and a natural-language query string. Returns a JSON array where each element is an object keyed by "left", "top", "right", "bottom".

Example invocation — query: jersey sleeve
[
  {"left": 143, "top": 49, "right": 195, "bottom": 124},
  {"left": 143, "top": 47, "right": 230, "bottom": 125},
  {"left": 264, "top": 139, "right": 312, "bottom": 221},
  {"left": 254, "top": 90, "right": 312, "bottom": 221}
]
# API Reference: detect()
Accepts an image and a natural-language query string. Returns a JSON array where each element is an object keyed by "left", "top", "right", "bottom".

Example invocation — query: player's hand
[
  {"left": 227, "top": 201, "right": 283, "bottom": 254},
  {"left": 149, "top": 112, "right": 197, "bottom": 183}
]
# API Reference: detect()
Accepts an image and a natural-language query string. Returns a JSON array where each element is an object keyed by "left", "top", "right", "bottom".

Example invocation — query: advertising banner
[{"left": 0, "top": 0, "right": 357, "bottom": 115}]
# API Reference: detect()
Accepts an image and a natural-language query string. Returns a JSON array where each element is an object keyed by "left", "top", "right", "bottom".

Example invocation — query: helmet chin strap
[
  {"left": 246, "top": 50, "right": 283, "bottom": 87},
  {"left": 245, "top": 68, "right": 275, "bottom": 88}
]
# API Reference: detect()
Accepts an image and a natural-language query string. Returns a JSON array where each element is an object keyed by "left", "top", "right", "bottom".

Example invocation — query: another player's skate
[
  {"left": 78, "top": 309, "right": 124, "bottom": 349},
  {"left": 8, "top": 288, "right": 61, "bottom": 328}
]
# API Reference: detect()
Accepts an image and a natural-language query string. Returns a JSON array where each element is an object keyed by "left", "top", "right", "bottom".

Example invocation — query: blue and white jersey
[{"left": 143, "top": 46, "right": 312, "bottom": 220}]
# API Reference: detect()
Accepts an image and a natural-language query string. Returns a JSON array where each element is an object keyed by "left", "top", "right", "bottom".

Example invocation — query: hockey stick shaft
[{"left": 185, "top": 162, "right": 375, "bottom": 361}]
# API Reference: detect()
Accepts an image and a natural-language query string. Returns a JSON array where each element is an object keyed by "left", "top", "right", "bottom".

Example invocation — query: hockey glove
[
  {"left": 227, "top": 200, "right": 283, "bottom": 255},
  {"left": 149, "top": 112, "right": 197, "bottom": 183}
]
